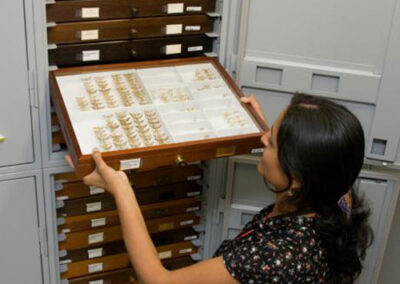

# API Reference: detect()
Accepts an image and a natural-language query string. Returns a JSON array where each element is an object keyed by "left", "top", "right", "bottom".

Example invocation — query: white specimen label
[
  {"left": 184, "top": 235, "right": 198, "bottom": 241},
  {"left": 251, "top": 148, "right": 264, "bottom": 154},
  {"left": 88, "top": 263, "right": 103, "bottom": 273},
  {"left": 91, "top": 217, "right": 106, "bottom": 228},
  {"left": 188, "top": 46, "right": 203, "bottom": 52},
  {"left": 187, "top": 191, "right": 200, "bottom": 197},
  {"left": 165, "top": 44, "right": 182, "bottom": 55},
  {"left": 180, "top": 219, "right": 194, "bottom": 226},
  {"left": 158, "top": 250, "right": 172, "bottom": 259},
  {"left": 186, "top": 6, "right": 202, "bottom": 12},
  {"left": 88, "top": 248, "right": 103, "bottom": 259},
  {"left": 120, "top": 158, "right": 141, "bottom": 170},
  {"left": 90, "top": 186, "right": 105, "bottom": 195},
  {"left": 186, "top": 206, "right": 200, "bottom": 212},
  {"left": 86, "top": 202, "right": 102, "bottom": 213},
  {"left": 187, "top": 175, "right": 201, "bottom": 181},
  {"left": 81, "top": 29, "right": 99, "bottom": 40},
  {"left": 81, "top": 8, "right": 100, "bottom": 18},
  {"left": 179, "top": 248, "right": 193, "bottom": 254},
  {"left": 166, "top": 24, "right": 183, "bottom": 35},
  {"left": 185, "top": 25, "right": 201, "bottom": 31},
  {"left": 167, "top": 3, "right": 184, "bottom": 14},
  {"left": 89, "top": 280, "right": 104, "bottom": 284},
  {"left": 88, "top": 232, "right": 104, "bottom": 244},
  {"left": 82, "top": 50, "right": 100, "bottom": 61}
]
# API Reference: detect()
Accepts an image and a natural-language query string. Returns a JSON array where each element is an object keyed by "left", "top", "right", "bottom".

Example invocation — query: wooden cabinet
[
  {"left": 47, "top": 0, "right": 216, "bottom": 23},
  {"left": 49, "top": 35, "right": 213, "bottom": 67},
  {"left": 48, "top": 15, "right": 214, "bottom": 44},
  {"left": 50, "top": 56, "right": 267, "bottom": 176}
]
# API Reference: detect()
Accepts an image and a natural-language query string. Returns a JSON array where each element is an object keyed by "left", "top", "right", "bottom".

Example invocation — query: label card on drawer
[
  {"left": 120, "top": 158, "right": 141, "bottom": 170},
  {"left": 180, "top": 219, "right": 194, "bottom": 226},
  {"left": 89, "top": 280, "right": 104, "bottom": 284},
  {"left": 184, "top": 235, "right": 198, "bottom": 241},
  {"left": 187, "top": 191, "right": 201, "bottom": 197},
  {"left": 91, "top": 217, "right": 106, "bottom": 228},
  {"left": 158, "top": 250, "right": 172, "bottom": 260},
  {"left": 86, "top": 202, "right": 102, "bottom": 213},
  {"left": 188, "top": 46, "right": 204, "bottom": 52},
  {"left": 88, "top": 248, "right": 103, "bottom": 259},
  {"left": 167, "top": 3, "right": 184, "bottom": 14},
  {"left": 81, "top": 30, "right": 99, "bottom": 41},
  {"left": 165, "top": 44, "right": 182, "bottom": 55},
  {"left": 186, "top": 206, "right": 200, "bottom": 212},
  {"left": 81, "top": 8, "right": 100, "bottom": 18},
  {"left": 166, "top": 24, "right": 183, "bottom": 35},
  {"left": 88, "top": 263, "right": 103, "bottom": 273},
  {"left": 185, "top": 25, "right": 201, "bottom": 31},
  {"left": 179, "top": 248, "right": 193, "bottom": 254},
  {"left": 187, "top": 6, "right": 202, "bottom": 12},
  {"left": 187, "top": 175, "right": 201, "bottom": 181},
  {"left": 159, "top": 222, "right": 174, "bottom": 232},
  {"left": 82, "top": 50, "right": 100, "bottom": 62},
  {"left": 90, "top": 186, "right": 105, "bottom": 195},
  {"left": 88, "top": 232, "right": 104, "bottom": 244},
  {"left": 251, "top": 148, "right": 264, "bottom": 154}
]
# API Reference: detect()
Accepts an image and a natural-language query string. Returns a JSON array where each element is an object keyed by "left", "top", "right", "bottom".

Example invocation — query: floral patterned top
[{"left": 214, "top": 205, "right": 330, "bottom": 284}]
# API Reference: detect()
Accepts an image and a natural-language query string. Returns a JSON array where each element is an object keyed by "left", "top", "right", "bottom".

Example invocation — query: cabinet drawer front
[
  {"left": 146, "top": 213, "right": 200, "bottom": 234},
  {"left": 57, "top": 194, "right": 116, "bottom": 217},
  {"left": 66, "top": 267, "right": 136, "bottom": 284},
  {"left": 131, "top": 165, "right": 202, "bottom": 188},
  {"left": 56, "top": 180, "right": 200, "bottom": 201},
  {"left": 157, "top": 241, "right": 197, "bottom": 260},
  {"left": 48, "top": 15, "right": 214, "bottom": 44},
  {"left": 141, "top": 198, "right": 201, "bottom": 220},
  {"left": 59, "top": 210, "right": 120, "bottom": 233},
  {"left": 48, "top": 35, "right": 213, "bottom": 67},
  {"left": 47, "top": 0, "right": 216, "bottom": 23},
  {"left": 59, "top": 225, "right": 123, "bottom": 250}
]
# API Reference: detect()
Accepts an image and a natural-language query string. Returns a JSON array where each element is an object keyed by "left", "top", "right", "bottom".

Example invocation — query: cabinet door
[
  {"left": 0, "top": 0, "right": 34, "bottom": 167},
  {"left": 0, "top": 177, "right": 43, "bottom": 283}
]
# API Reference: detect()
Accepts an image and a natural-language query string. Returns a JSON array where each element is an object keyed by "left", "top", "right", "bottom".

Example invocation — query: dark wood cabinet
[
  {"left": 48, "top": 15, "right": 214, "bottom": 44},
  {"left": 47, "top": 0, "right": 216, "bottom": 23},
  {"left": 49, "top": 35, "right": 213, "bottom": 67}
]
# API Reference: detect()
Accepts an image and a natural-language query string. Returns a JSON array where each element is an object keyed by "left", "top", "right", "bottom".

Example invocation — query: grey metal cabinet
[
  {"left": 0, "top": 177, "right": 43, "bottom": 284},
  {"left": 0, "top": 0, "right": 35, "bottom": 168}
]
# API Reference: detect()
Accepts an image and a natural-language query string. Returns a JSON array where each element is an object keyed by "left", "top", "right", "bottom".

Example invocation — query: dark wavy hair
[{"left": 276, "top": 93, "right": 373, "bottom": 283}]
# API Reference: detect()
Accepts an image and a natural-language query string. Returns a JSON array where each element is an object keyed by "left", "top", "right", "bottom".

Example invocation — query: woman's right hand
[{"left": 240, "top": 95, "right": 269, "bottom": 128}]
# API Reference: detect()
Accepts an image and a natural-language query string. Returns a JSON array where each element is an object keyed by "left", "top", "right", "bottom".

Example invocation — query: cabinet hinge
[
  {"left": 38, "top": 226, "right": 48, "bottom": 257},
  {"left": 28, "top": 69, "right": 39, "bottom": 109},
  {"left": 214, "top": 197, "right": 226, "bottom": 225},
  {"left": 227, "top": 53, "right": 238, "bottom": 74}
]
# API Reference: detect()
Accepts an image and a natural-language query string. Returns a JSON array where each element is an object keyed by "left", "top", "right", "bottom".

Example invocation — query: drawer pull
[
  {"left": 131, "top": 49, "right": 138, "bottom": 57},
  {"left": 175, "top": 155, "right": 187, "bottom": 167},
  {"left": 131, "top": 7, "right": 139, "bottom": 16},
  {"left": 130, "top": 28, "right": 137, "bottom": 37},
  {"left": 0, "top": 133, "right": 6, "bottom": 142}
]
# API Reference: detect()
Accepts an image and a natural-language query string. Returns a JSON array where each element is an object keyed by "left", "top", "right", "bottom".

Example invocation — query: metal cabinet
[
  {"left": 0, "top": 177, "right": 43, "bottom": 284},
  {"left": 0, "top": 0, "right": 35, "bottom": 168}
]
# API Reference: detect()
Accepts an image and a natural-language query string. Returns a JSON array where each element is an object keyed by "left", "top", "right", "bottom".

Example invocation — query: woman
[{"left": 67, "top": 93, "right": 372, "bottom": 284}]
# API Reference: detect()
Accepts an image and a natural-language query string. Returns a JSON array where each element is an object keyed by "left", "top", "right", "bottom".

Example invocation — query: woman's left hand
[{"left": 65, "top": 148, "right": 131, "bottom": 197}]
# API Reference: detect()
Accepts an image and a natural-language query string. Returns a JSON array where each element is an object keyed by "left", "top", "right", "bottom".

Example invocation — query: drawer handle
[
  {"left": 131, "top": 7, "right": 138, "bottom": 16},
  {"left": 175, "top": 155, "right": 187, "bottom": 167},
  {"left": 131, "top": 49, "right": 137, "bottom": 57},
  {"left": 130, "top": 28, "right": 137, "bottom": 37},
  {"left": 0, "top": 134, "right": 5, "bottom": 143}
]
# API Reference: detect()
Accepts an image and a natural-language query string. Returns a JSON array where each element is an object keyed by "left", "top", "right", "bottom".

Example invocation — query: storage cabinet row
[{"left": 55, "top": 164, "right": 205, "bottom": 283}]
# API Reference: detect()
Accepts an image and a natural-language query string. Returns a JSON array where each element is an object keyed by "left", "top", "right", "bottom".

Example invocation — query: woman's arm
[{"left": 79, "top": 150, "right": 239, "bottom": 284}]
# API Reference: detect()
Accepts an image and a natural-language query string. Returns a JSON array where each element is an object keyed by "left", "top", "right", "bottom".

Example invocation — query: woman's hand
[
  {"left": 65, "top": 148, "right": 131, "bottom": 197},
  {"left": 241, "top": 95, "right": 269, "bottom": 127}
]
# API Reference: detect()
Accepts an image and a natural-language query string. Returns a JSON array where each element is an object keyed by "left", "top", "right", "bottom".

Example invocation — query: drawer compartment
[
  {"left": 48, "top": 15, "right": 214, "bottom": 44},
  {"left": 47, "top": 0, "right": 216, "bottom": 23},
  {"left": 48, "top": 35, "right": 213, "bottom": 67}
]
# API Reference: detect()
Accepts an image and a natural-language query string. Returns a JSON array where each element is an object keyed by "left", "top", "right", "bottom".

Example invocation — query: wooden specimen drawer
[
  {"left": 60, "top": 227, "right": 199, "bottom": 263},
  {"left": 66, "top": 256, "right": 194, "bottom": 284},
  {"left": 50, "top": 57, "right": 267, "bottom": 177},
  {"left": 47, "top": 0, "right": 216, "bottom": 23},
  {"left": 130, "top": 165, "right": 202, "bottom": 188},
  {"left": 54, "top": 164, "right": 202, "bottom": 186},
  {"left": 48, "top": 15, "right": 214, "bottom": 44},
  {"left": 61, "top": 241, "right": 197, "bottom": 278},
  {"left": 48, "top": 35, "right": 213, "bottom": 67},
  {"left": 59, "top": 212, "right": 200, "bottom": 249},
  {"left": 57, "top": 194, "right": 115, "bottom": 217}
]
